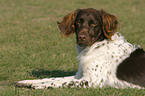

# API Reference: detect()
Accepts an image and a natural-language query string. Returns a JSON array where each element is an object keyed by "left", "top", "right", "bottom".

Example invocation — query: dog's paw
[
  {"left": 15, "top": 79, "right": 54, "bottom": 89},
  {"left": 14, "top": 80, "right": 44, "bottom": 89},
  {"left": 15, "top": 81, "right": 33, "bottom": 89}
]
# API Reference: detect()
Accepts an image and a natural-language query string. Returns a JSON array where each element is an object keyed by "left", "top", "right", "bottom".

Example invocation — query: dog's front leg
[
  {"left": 15, "top": 76, "right": 75, "bottom": 89},
  {"left": 15, "top": 76, "right": 91, "bottom": 89}
]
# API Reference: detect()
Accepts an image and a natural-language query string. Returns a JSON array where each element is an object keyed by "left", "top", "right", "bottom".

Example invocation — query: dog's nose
[{"left": 78, "top": 34, "right": 86, "bottom": 41}]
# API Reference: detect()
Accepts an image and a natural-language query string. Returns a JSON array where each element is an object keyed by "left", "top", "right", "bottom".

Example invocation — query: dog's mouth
[
  {"left": 77, "top": 43, "right": 88, "bottom": 47},
  {"left": 77, "top": 40, "right": 95, "bottom": 47}
]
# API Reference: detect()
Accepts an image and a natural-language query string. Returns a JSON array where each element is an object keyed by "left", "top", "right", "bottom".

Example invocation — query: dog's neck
[{"left": 76, "top": 32, "right": 120, "bottom": 55}]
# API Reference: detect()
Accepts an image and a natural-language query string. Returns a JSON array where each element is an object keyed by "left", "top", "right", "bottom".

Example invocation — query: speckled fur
[{"left": 15, "top": 32, "right": 144, "bottom": 89}]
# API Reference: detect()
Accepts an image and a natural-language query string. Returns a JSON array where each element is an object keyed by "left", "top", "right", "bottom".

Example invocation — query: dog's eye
[
  {"left": 89, "top": 23, "right": 98, "bottom": 27},
  {"left": 89, "top": 20, "right": 97, "bottom": 27},
  {"left": 77, "top": 18, "right": 84, "bottom": 24},
  {"left": 90, "top": 23, "right": 97, "bottom": 27}
]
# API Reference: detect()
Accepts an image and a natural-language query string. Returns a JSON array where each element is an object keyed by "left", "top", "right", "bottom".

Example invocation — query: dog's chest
[{"left": 76, "top": 34, "right": 138, "bottom": 87}]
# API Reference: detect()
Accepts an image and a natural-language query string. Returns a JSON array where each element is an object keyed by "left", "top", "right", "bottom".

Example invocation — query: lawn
[{"left": 0, "top": 0, "right": 145, "bottom": 95}]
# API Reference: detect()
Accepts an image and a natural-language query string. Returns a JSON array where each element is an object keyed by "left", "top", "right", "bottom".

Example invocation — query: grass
[{"left": 0, "top": 0, "right": 145, "bottom": 95}]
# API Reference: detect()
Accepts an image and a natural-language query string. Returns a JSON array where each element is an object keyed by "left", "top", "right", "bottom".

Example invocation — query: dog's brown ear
[
  {"left": 58, "top": 9, "right": 80, "bottom": 37},
  {"left": 100, "top": 9, "right": 119, "bottom": 40}
]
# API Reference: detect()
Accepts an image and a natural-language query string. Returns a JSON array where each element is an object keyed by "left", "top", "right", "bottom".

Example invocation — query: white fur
[{"left": 16, "top": 32, "right": 143, "bottom": 89}]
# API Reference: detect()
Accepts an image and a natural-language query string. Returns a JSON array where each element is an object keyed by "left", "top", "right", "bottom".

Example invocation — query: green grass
[{"left": 0, "top": 0, "right": 145, "bottom": 95}]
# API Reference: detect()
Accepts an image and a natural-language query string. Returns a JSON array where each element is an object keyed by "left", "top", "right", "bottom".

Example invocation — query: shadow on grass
[{"left": 30, "top": 69, "right": 76, "bottom": 79}]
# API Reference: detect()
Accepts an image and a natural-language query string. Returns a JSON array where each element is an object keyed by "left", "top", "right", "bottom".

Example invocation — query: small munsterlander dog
[{"left": 15, "top": 8, "right": 145, "bottom": 89}]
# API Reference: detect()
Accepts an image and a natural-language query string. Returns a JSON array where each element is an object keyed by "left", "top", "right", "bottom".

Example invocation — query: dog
[{"left": 15, "top": 8, "right": 145, "bottom": 89}]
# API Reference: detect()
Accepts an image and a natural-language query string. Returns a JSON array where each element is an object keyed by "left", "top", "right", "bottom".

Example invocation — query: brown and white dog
[{"left": 15, "top": 8, "right": 145, "bottom": 89}]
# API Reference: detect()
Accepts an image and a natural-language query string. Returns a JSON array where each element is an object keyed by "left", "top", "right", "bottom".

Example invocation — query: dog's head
[{"left": 58, "top": 8, "right": 119, "bottom": 46}]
